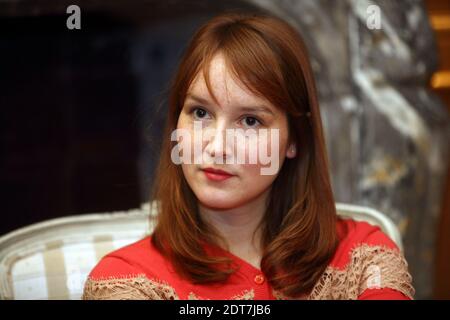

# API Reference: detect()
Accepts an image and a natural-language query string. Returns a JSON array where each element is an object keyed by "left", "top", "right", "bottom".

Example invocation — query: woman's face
[{"left": 176, "top": 53, "right": 296, "bottom": 210}]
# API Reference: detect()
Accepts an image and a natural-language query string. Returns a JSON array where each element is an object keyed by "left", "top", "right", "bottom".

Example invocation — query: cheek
[
  {"left": 237, "top": 128, "right": 288, "bottom": 172},
  {"left": 176, "top": 113, "right": 188, "bottom": 129},
  {"left": 238, "top": 163, "right": 278, "bottom": 195}
]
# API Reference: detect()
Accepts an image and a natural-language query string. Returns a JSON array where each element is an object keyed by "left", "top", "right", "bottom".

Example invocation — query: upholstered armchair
[{"left": 0, "top": 202, "right": 402, "bottom": 300}]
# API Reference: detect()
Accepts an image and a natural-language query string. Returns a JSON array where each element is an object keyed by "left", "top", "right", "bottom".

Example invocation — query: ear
[{"left": 286, "top": 143, "right": 297, "bottom": 158}]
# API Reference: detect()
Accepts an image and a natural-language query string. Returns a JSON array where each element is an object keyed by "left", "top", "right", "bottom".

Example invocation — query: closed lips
[{"left": 202, "top": 168, "right": 234, "bottom": 176}]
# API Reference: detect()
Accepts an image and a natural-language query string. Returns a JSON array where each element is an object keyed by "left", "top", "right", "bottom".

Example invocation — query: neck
[{"left": 198, "top": 187, "right": 271, "bottom": 260}]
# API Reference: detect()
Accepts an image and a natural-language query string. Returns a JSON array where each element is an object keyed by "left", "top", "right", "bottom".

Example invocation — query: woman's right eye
[{"left": 192, "top": 107, "right": 210, "bottom": 120}]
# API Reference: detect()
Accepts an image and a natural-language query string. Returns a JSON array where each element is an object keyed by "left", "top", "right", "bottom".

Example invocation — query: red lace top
[{"left": 82, "top": 218, "right": 415, "bottom": 300}]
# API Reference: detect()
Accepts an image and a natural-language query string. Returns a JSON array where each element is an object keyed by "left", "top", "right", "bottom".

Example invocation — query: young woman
[{"left": 82, "top": 12, "right": 414, "bottom": 300}]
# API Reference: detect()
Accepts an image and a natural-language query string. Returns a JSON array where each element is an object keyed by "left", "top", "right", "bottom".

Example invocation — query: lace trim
[
  {"left": 188, "top": 289, "right": 255, "bottom": 300},
  {"left": 231, "top": 289, "right": 255, "bottom": 300},
  {"left": 83, "top": 274, "right": 255, "bottom": 300},
  {"left": 82, "top": 244, "right": 414, "bottom": 300},
  {"left": 82, "top": 274, "right": 179, "bottom": 300},
  {"left": 273, "top": 244, "right": 415, "bottom": 300}
]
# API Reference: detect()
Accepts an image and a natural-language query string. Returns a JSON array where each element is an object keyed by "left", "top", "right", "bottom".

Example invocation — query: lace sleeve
[
  {"left": 82, "top": 275, "right": 153, "bottom": 300},
  {"left": 82, "top": 274, "right": 180, "bottom": 300},
  {"left": 307, "top": 244, "right": 415, "bottom": 300},
  {"left": 82, "top": 255, "right": 180, "bottom": 300},
  {"left": 356, "top": 244, "right": 415, "bottom": 299}
]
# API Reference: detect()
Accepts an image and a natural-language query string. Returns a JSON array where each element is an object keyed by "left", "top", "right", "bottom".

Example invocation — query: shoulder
[
  {"left": 310, "top": 218, "right": 415, "bottom": 300},
  {"left": 332, "top": 218, "right": 399, "bottom": 267},
  {"left": 91, "top": 235, "right": 177, "bottom": 277},
  {"left": 82, "top": 236, "right": 179, "bottom": 300}
]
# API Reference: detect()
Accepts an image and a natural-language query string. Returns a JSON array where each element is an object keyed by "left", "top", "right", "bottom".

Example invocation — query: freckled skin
[{"left": 177, "top": 53, "right": 297, "bottom": 210}]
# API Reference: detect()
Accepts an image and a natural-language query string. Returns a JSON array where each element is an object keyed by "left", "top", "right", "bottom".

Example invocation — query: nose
[{"left": 204, "top": 122, "right": 232, "bottom": 163}]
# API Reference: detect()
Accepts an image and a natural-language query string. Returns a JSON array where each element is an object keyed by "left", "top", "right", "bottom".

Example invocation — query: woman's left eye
[{"left": 241, "top": 116, "right": 262, "bottom": 128}]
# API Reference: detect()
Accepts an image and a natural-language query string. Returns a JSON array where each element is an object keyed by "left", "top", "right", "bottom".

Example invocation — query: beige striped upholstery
[
  {"left": 0, "top": 203, "right": 157, "bottom": 300},
  {"left": 0, "top": 202, "right": 402, "bottom": 300}
]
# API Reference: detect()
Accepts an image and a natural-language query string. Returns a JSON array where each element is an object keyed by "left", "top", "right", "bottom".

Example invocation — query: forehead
[{"left": 187, "top": 54, "right": 270, "bottom": 109}]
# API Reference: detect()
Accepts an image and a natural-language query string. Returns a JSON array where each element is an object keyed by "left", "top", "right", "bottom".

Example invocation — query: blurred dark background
[
  {"left": 1, "top": 14, "right": 141, "bottom": 231},
  {"left": 426, "top": 0, "right": 450, "bottom": 300},
  {"left": 0, "top": 1, "right": 259, "bottom": 236}
]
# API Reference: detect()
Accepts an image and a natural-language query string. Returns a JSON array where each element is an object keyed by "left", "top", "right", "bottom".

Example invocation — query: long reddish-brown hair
[{"left": 150, "top": 11, "right": 338, "bottom": 298}]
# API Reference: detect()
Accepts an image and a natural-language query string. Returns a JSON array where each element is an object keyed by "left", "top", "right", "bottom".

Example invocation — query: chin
[{"left": 196, "top": 193, "right": 243, "bottom": 210}]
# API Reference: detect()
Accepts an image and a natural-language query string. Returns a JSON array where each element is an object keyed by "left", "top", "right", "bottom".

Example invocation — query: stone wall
[{"left": 245, "top": 0, "right": 449, "bottom": 298}]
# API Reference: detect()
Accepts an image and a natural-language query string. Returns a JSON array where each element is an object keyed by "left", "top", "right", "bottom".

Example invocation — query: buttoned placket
[{"left": 201, "top": 242, "right": 276, "bottom": 299}]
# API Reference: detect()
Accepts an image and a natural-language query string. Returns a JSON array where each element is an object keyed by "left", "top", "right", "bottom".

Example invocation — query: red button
[{"left": 254, "top": 274, "right": 265, "bottom": 285}]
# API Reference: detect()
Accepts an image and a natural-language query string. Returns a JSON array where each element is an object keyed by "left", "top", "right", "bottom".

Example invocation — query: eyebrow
[{"left": 185, "top": 93, "right": 275, "bottom": 116}]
